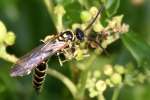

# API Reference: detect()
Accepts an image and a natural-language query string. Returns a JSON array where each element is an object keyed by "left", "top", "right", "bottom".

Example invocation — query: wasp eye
[
  {"left": 75, "top": 28, "right": 84, "bottom": 41},
  {"left": 62, "top": 31, "right": 73, "bottom": 41}
]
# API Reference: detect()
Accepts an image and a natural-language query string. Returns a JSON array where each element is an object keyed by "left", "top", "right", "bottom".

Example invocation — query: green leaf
[
  {"left": 64, "top": 1, "right": 82, "bottom": 27},
  {"left": 105, "top": 0, "right": 120, "bottom": 17},
  {"left": 121, "top": 32, "right": 150, "bottom": 67}
]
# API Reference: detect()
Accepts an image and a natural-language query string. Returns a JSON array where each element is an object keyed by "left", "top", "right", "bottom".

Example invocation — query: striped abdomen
[{"left": 32, "top": 61, "right": 47, "bottom": 93}]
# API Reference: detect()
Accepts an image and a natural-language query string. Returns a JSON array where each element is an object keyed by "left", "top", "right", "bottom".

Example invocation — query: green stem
[
  {"left": 43, "top": 0, "right": 57, "bottom": 30},
  {"left": 76, "top": 54, "right": 97, "bottom": 99},
  {"left": 1, "top": 53, "right": 18, "bottom": 63},
  {"left": 56, "top": 13, "right": 64, "bottom": 32},
  {"left": 43, "top": 0, "right": 65, "bottom": 32},
  {"left": 0, "top": 45, "right": 18, "bottom": 63},
  {"left": 112, "top": 85, "right": 122, "bottom": 100},
  {"left": 98, "top": 93, "right": 105, "bottom": 100},
  {"left": 46, "top": 68, "right": 77, "bottom": 98}
]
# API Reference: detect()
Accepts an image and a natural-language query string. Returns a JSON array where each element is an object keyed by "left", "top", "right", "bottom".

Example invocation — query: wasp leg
[
  {"left": 57, "top": 48, "right": 74, "bottom": 66},
  {"left": 61, "top": 59, "right": 70, "bottom": 63},
  {"left": 40, "top": 35, "right": 55, "bottom": 43},
  {"left": 57, "top": 52, "right": 63, "bottom": 66}
]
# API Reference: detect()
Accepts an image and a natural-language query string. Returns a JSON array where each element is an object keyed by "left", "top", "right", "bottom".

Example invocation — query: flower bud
[
  {"left": 103, "top": 64, "right": 113, "bottom": 76},
  {"left": 80, "top": 11, "right": 91, "bottom": 22},
  {"left": 93, "top": 22, "right": 104, "bottom": 32},
  {"left": 89, "top": 87, "right": 98, "bottom": 98},
  {"left": 96, "top": 80, "right": 107, "bottom": 92},
  {"left": 89, "top": 7, "right": 98, "bottom": 16},
  {"left": 54, "top": 5, "right": 66, "bottom": 16},
  {"left": 75, "top": 48, "right": 84, "bottom": 61},
  {"left": 72, "top": 23, "right": 81, "bottom": 30},
  {"left": 0, "top": 21, "right": 7, "bottom": 43},
  {"left": 114, "top": 65, "right": 125, "bottom": 74},
  {"left": 105, "top": 79, "right": 114, "bottom": 87},
  {"left": 4, "top": 32, "right": 16, "bottom": 46},
  {"left": 93, "top": 70, "right": 101, "bottom": 78},
  {"left": 110, "top": 73, "right": 122, "bottom": 85}
]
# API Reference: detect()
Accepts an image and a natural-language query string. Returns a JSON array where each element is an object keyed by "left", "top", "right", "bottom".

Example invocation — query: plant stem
[
  {"left": 0, "top": 45, "right": 18, "bottom": 63},
  {"left": 76, "top": 54, "right": 97, "bottom": 99},
  {"left": 46, "top": 68, "right": 77, "bottom": 98},
  {"left": 43, "top": 0, "right": 57, "bottom": 30},
  {"left": 112, "top": 85, "right": 122, "bottom": 100},
  {"left": 43, "top": 0, "right": 65, "bottom": 32},
  {"left": 98, "top": 93, "right": 105, "bottom": 100},
  {"left": 1, "top": 53, "right": 18, "bottom": 63}
]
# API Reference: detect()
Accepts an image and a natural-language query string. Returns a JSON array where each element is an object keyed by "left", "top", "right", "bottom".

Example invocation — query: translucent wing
[{"left": 10, "top": 40, "right": 67, "bottom": 77}]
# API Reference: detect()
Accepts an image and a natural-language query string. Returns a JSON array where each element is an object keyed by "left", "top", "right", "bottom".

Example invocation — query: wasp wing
[{"left": 10, "top": 41, "right": 67, "bottom": 77}]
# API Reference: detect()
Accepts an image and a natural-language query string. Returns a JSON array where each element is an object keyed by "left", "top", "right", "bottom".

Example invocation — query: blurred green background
[{"left": 0, "top": 0, "right": 150, "bottom": 100}]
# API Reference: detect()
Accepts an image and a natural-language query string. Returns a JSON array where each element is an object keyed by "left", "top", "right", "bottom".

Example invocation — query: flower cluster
[
  {"left": 85, "top": 64, "right": 125, "bottom": 98},
  {"left": 0, "top": 21, "right": 18, "bottom": 63},
  {"left": 72, "top": 6, "right": 129, "bottom": 60}
]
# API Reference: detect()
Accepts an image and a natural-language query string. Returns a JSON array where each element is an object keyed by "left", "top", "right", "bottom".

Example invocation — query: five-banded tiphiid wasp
[{"left": 10, "top": 5, "right": 105, "bottom": 93}]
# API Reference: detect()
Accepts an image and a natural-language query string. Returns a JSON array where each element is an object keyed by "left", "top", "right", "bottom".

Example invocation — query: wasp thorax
[
  {"left": 62, "top": 31, "right": 74, "bottom": 41},
  {"left": 75, "top": 28, "right": 84, "bottom": 41}
]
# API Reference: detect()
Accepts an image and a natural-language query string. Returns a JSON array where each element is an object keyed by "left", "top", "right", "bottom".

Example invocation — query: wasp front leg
[
  {"left": 56, "top": 48, "right": 73, "bottom": 66},
  {"left": 40, "top": 35, "right": 55, "bottom": 43}
]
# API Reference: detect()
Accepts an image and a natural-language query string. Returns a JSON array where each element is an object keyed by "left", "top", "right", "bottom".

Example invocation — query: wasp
[{"left": 10, "top": 5, "right": 104, "bottom": 93}]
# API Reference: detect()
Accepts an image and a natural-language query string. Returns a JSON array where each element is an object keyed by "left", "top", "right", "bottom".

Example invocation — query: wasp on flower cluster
[{"left": 10, "top": 5, "right": 105, "bottom": 93}]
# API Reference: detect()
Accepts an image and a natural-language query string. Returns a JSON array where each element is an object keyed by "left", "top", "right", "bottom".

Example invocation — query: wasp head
[{"left": 75, "top": 28, "right": 84, "bottom": 41}]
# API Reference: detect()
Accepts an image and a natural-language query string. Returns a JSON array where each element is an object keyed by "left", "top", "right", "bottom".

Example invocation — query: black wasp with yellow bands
[{"left": 10, "top": 5, "right": 104, "bottom": 94}]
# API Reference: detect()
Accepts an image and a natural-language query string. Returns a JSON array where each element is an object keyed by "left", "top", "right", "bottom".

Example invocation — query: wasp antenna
[
  {"left": 84, "top": 4, "right": 105, "bottom": 32},
  {"left": 95, "top": 40, "right": 109, "bottom": 56}
]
